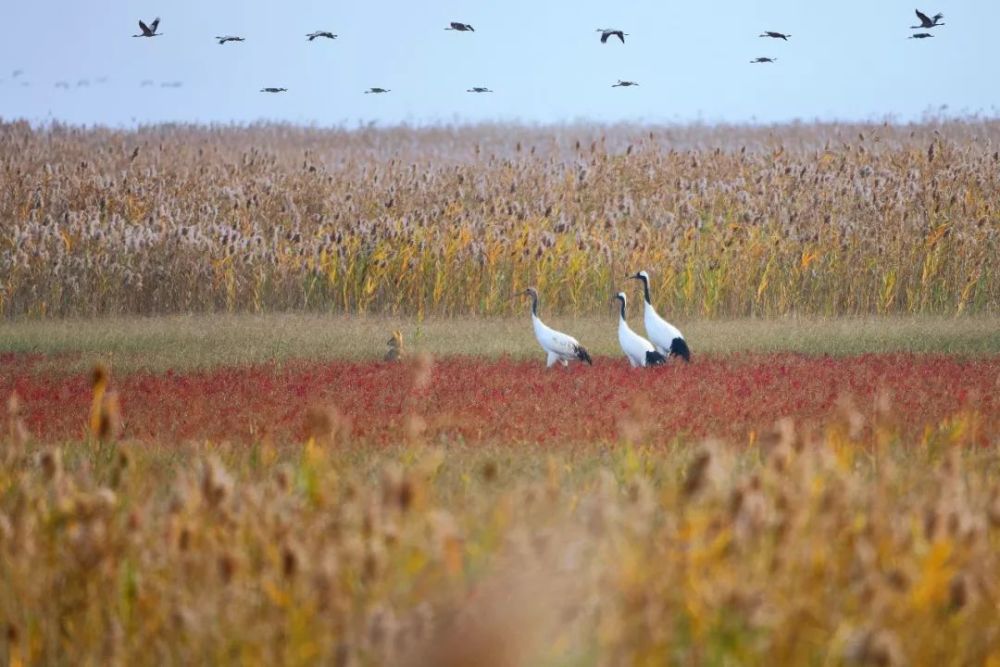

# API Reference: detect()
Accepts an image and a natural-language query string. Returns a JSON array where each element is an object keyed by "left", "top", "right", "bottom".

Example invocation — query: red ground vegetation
[{"left": 2, "top": 353, "right": 998, "bottom": 446}]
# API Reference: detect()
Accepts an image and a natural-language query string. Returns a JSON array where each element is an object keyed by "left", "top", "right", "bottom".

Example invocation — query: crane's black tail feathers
[
  {"left": 576, "top": 346, "right": 593, "bottom": 366},
  {"left": 645, "top": 351, "right": 668, "bottom": 366},
  {"left": 670, "top": 337, "right": 692, "bottom": 362}
]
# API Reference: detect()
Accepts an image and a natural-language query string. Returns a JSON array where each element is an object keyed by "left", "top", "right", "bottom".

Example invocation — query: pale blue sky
[{"left": 0, "top": 0, "right": 994, "bottom": 127}]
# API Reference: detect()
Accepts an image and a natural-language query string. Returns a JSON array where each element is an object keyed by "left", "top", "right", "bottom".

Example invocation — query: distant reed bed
[{"left": 1, "top": 119, "right": 997, "bottom": 318}]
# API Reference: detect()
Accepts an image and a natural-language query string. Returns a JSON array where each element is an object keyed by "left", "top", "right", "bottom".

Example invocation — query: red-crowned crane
[
  {"left": 614, "top": 292, "right": 666, "bottom": 368},
  {"left": 628, "top": 270, "right": 691, "bottom": 362},
  {"left": 519, "top": 288, "right": 592, "bottom": 368}
]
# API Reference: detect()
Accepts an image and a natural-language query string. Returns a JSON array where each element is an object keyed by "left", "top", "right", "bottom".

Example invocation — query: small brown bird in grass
[{"left": 385, "top": 331, "right": 405, "bottom": 361}]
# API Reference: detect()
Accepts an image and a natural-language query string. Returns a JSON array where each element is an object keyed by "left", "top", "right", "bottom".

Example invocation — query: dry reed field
[
  {"left": 1, "top": 119, "right": 998, "bottom": 319},
  {"left": 3, "top": 119, "right": 1000, "bottom": 666}
]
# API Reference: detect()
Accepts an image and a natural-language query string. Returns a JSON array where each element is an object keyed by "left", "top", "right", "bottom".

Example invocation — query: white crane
[
  {"left": 519, "top": 288, "right": 593, "bottom": 368},
  {"left": 614, "top": 292, "right": 666, "bottom": 368},
  {"left": 627, "top": 270, "right": 691, "bottom": 362}
]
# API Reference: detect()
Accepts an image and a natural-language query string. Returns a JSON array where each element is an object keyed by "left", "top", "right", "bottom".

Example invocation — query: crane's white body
[
  {"left": 615, "top": 293, "right": 664, "bottom": 368},
  {"left": 533, "top": 313, "right": 583, "bottom": 368},
  {"left": 521, "top": 288, "right": 592, "bottom": 368},
  {"left": 631, "top": 271, "right": 690, "bottom": 362},
  {"left": 643, "top": 300, "right": 684, "bottom": 356}
]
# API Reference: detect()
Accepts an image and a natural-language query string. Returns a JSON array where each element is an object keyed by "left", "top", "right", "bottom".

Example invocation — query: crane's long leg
[{"left": 546, "top": 351, "right": 559, "bottom": 368}]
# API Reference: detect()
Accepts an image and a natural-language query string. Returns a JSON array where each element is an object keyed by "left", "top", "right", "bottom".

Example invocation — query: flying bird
[
  {"left": 55, "top": 81, "right": 70, "bottom": 89},
  {"left": 911, "top": 10, "right": 944, "bottom": 28},
  {"left": 597, "top": 29, "right": 627, "bottom": 44},
  {"left": 612, "top": 80, "right": 638, "bottom": 87},
  {"left": 216, "top": 35, "right": 245, "bottom": 45},
  {"left": 467, "top": 87, "right": 493, "bottom": 93},
  {"left": 133, "top": 18, "right": 162, "bottom": 37},
  {"left": 260, "top": 87, "right": 287, "bottom": 93},
  {"left": 306, "top": 31, "right": 337, "bottom": 41},
  {"left": 909, "top": 32, "right": 934, "bottom": 39},
  {"left": 446, "top": 22, "right": 475, "bottom": 31},
  {"left": 760, "top": 31, "right": 790, "bottom": 40},
  {"left": 140, "top": 80, "right": 154, "bottom": 87},
  {"left": 364, "top": 87, "right": 390, "bottom": 94},
  {"left": 614, "top": 293, "right": 667, "bottom": 368},
  {"left": 751, "top": 57, "right": 777, "bottom": 63},
  {"left": 519, "top": 288, "right": 592, "bottom": 368},
  {"left": 628, "top": 271, "right": 691, "bottom": 362}
]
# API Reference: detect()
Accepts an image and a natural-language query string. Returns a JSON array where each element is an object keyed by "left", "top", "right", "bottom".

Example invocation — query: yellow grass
[
  {"left": 1, "top": 120, "right": 997, "bottom": 319},
  {"left": 1, "top": 314, "right": 999, "bottom": 372}
]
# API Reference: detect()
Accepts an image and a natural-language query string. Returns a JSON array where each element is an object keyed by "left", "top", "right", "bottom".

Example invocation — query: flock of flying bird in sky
[
  {"left": 520, "top": 271, "right": 691, "bottom": 369},
  {"left": 0, "top": 10, "right": 948, "bottom": 93},
  {"left": 119, "top": 10, "right": 948, "bottom": 94}
]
